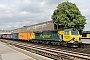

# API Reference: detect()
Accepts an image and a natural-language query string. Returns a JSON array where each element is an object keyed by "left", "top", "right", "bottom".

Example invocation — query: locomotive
[
  {"left": 81, "top": 31, "right": 90, "bottom": 39},
  {"left": 32, "top": 28, "right": 82, "bottom": 47},
  {"left": 0, "top": 28, "right": 82, "bottom": 47}
]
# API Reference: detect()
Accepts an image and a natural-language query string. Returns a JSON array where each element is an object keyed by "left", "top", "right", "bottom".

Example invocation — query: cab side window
[{"left": 64, "top": 31, "right": 69, "bottom": 35}]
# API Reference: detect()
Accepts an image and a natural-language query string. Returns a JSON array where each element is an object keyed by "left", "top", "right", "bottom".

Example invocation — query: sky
[{"left": 0, "top": 0, "right": 89, "bottom": 31}]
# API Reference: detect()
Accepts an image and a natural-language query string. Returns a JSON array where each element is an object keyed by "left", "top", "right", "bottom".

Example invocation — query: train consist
[{"left": 0, "top": 28, "right": 82, "bottom": 47}]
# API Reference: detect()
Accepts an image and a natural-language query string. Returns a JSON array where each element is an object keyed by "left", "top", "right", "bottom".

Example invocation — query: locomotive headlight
[{"left": 73, "top": 37, "right": 80, "bottom": 41}]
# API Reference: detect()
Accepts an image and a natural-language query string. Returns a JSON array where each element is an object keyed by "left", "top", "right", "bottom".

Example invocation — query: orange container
[
  {"left": 6, "top": 34, "right": 10, "bottom": 39},
  {"left": 19, "top": 32, "right": 30, "bottom": 40}
]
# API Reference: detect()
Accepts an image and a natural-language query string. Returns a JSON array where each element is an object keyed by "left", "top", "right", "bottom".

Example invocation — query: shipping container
[
  {"left": 12, "top": 33, "right": 18, "bottom": 39},
  {"left": 18, "top": 32, "right": 30, "bottom": 40},
  {"left": 10, "top": 34, "right": 13, "bottom": 39},
  {"left": 6, "top": 34, "right": 11, "bottom": 39},
  {"left": 2, "top": 34, "right": 7, "bottom": 38}
]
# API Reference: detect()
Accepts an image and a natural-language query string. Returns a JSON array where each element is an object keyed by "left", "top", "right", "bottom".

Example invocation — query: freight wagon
[
  {"left": 18, "top": 32, "right": 35, "bottom": 40},
  {"left": 6, "top": 34, "right": 11, "bottom": 39},
  {"left": 2, "top": 34, "right": 7, "bottom": 39},
  {"left": 0, "top": 35, "right": 2, "bottom": 38},
  {"left": 10, "top": 33, "right": 18, "bottom": 39}
]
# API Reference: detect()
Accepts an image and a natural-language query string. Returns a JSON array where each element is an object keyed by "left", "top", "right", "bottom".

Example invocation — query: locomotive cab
[
  {"left": 58, "top": 28, "right": 82, "bottom": 47},
  {"left": 64, "top": 28, "right": 82, "bottom": 47}
]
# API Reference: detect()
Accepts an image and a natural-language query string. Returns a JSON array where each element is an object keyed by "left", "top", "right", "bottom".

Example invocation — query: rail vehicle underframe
[
  {"left": 59, "top": 38, "right": 82, "bottom": 47},
  {"left": 66, "top": 41, "right": 82, "bottom": 47},
  {"left": 31, "top": 39, "right": 82, "bottom": 47}
]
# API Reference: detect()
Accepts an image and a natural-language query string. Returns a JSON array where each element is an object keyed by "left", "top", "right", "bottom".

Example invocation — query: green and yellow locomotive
[{"left": 32, "top": 28, "right": 82, "bottom": 47}]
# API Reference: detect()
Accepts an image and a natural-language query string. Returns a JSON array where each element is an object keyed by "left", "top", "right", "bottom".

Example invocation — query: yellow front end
[
  {"left": 29, "top": 32, "right": 35, "bottom": 40},
  {"left": 58, "top": 28, "right": 82, "bottom": 47},
  {"left": 63, "top": 31, "right": 81, "bottom": 42}
]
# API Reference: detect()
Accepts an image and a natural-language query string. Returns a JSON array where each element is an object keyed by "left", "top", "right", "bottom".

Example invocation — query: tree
[{"left": 51, "top": 1, "right": 86, "bottom": 32}]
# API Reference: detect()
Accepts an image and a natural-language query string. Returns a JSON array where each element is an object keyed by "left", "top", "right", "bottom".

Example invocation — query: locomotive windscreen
[{"left": 71, "top": 29, "right": 78, "bottom": 35}]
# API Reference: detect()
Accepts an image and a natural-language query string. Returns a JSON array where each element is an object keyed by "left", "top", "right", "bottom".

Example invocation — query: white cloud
[{"left": 0, "top": 0, "right": 89, "bottom": 31}]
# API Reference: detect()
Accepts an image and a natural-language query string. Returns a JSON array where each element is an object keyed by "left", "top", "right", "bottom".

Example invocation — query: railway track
[{"left": 0, "top": 39, "right": 90, "bottom": 60}]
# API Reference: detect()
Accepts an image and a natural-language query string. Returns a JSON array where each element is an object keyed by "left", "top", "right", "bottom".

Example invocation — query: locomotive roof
[
  {"left": 58, "top": 28, "right": 77, "bottom": 31},
  {"left": 64, "top": 28, "right": 77, "bottom": 31}
]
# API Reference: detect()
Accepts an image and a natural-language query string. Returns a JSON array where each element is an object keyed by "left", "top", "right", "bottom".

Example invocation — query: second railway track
[{"left": 0, "top": 39, "right": 90, "bottom": 60}]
